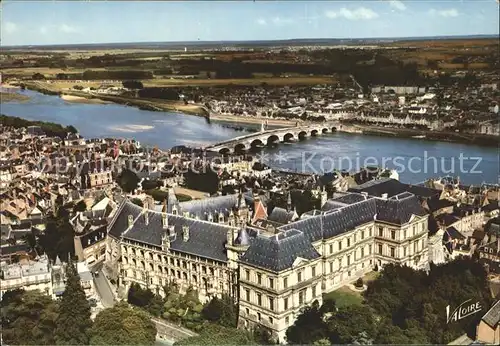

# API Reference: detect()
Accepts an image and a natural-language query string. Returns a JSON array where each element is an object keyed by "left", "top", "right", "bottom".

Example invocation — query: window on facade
[
  {"left": 361, "top": 248, "right": 365, "bottom": 258},
  {"left": 312, "top": 266, "right": 316, "bottom": 277},
  {"left": 245, "top": 289, "right": 250, "bottom": 301},
  {"left": 285, "top": 316, "right": 290, "bottom": 325},
  {"left": 347, "top": 255, "right": 351, "bottom": 266},
  {"left": 269, "top": 297, "right": 274, "bottom": 311},
  {"left": 329, "top": 262, "right": 333, "bottom": 272},
  {"left": 369, "top": 245, "right": 372, "bottom": 254},
  {"left": 348, "top": 270, "right": 352, "bottom": 277},
  {"left": 369, "top": 227, "right": 373, "bottom": 237},
  {"left": 403, "top": 246, "right": 407, "bottom": 257},
  {"left": 414, "top": 242, "right": 417, "bottom": 253},
  {"left": 298, "top": 290, "right": 305, "bottom": 305},
  {"left": 404, "top": 230, "right": 407, "bottom": 239},
  {"left": 269, "top": 317, "right": 274, "bottom": 324},
  {"left": 354, "top": 234, "right": 357, "bottom": 242},
  {"left": 257, "top": 273, "right": 262, "bottom": 285},
  {"left": 245, "top": 308, "right": 249, "bottom": 315},
  {"left": 257, "top": 293, "right": 262, "bottom": 306},
  {"left": 257, "top": 312, "right": 261, "bottom": 321},
  {"left": 347, "top": 238, "right": 351, "bottom": 247},
  {"left": 361, "top": 230, "right": 365, "bottom": 240},
  {"left": 312, "top": 285, "right": 317, "bottom": 297},
  {"left": 378, "top": 227, "right": 383, "bottom": 237},
  {"left": 284, "top": 297, "right": 289, "bottom": 310},
  {"left": 339, "top": 241, "right": 342, "bottom": 251},
  {"left": 245, "top": 269, "right": 250, "bottom": 280},
  {"left": 269, "top": 278, "right": 274, "bottom": 289},
  {"left": 284, "top": 276, "right": 288, "bottom": 288},
  {"left": 378, "top": 244, "right": 383, "bottom": 254},
  {"left": 202, "top": 265, "right": 207, "bottom": 273},
  {"left": 413, "top": 225, "right": 416, "bottom": 235},
  {"left": 297, "top": 271, "right": 302, "bottom": 282},
  {"left": 329, "top": 244, "right": 333, "bottom": 254},
  {"left": 390, "top": 247, "right": 395, "bottom": 258},
  {"left": 391, "top": 230, "right": 396, "bottom": 240}
]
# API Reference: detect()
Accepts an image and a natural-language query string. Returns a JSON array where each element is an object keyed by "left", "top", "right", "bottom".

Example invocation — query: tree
[
  {"left": 122, "top": 80, "right": 144, "bottom": 90},
  {"left": 39, "top": 205, "right": 75, "bottom": 261},
  {"left": 327, "top": 305, "right": 378, "bottom": 344},
  {"left": 286, "top": 301, "right": 328, "bottom": 344},
  {"left": 54, "top": 261, "right": 92, "bottom": 345},
  {"left": 117, "top": 169, "right": 140, "bottom": 193},
  {"left": 174, "top": 323, "right": 257, "bottom": 346},
  {"left": 89, "top": 302, "right": 156, "bottom": 345},
  {"left": 201, "top": 294, "right": 237, "bottom": 327},
  {"left": 1, "top": 289, "right": 59, "bottom": 345},
  {"left": 32, "top": 72, "right": 46, "bottom": 80},
  {"left": 73, "top": 200, "right": 87, "bottom": 213}
]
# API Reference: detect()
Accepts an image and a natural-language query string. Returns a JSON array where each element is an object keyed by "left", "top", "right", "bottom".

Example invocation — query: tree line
[
  {"left": 1, "top": 261, "right": 157, "bottom": 345},
  {"left": 127, "top": 282, "right": 272, "bottom": 345},
  {"left": 286, "top": 258, "right": 493, "bottom": 345},
  {"left": 0, "top": 114, "right": 78, "bottom": 139}
]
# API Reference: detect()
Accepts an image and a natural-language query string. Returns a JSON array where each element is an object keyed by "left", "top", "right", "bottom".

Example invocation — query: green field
[{"left": 323, "top": 286, "right": 363, "bottom": 308}]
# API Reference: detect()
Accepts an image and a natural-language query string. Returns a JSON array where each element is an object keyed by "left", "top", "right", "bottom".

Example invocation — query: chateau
[{"left": 106, "top": 189, "right": 429, "bottom": 342}]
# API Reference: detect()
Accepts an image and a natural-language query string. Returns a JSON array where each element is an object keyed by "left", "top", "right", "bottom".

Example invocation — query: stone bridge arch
[
  {"left": 267, "top": 134, "right": 280, "bottom": 146},
  {"left": 283, "top": 132, "right": 295, "bottom": 142},
  {"left": 311, "top": 129, "right": 319, "bottom": 136},
  {"left": 250, "top": 138, "right": 265, "bottom": 148},
  {"left": 234, "top": 143, "right": 246, "bottom": 153},
  {"left": 298, "top": 130, "right": 308, "bottom": 140},
  {"left": 218, "top": 147, "right": 230, "bottom": 155}
]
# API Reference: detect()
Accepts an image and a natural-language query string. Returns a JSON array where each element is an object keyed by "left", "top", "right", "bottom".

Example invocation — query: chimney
[
  {"left": 381, "top": 193, "right": 388, "bottom": 200},
  {"left": 162, "top": 212, "right": 168, "bottom": 229},
  {"left": 182, "top": 225, "right": 190, "bottom": 242},
  {"left": 226, "top": 229, "right": 233, "bottom": 246},
  {"left": 127, "top": 215, "right": 133, "bottom": 229},
  {"left": 144, "top": 210, "right": 149, "bottom": 226}
]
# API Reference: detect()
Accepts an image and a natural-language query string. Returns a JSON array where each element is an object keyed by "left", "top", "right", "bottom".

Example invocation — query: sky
[{"left": 1, "top": 0, "right": 499, "bottom": 46}]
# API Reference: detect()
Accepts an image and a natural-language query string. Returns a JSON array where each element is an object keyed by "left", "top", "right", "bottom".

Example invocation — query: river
[{"left": 1, "top": 89, "right": 497, "bottom": 185}]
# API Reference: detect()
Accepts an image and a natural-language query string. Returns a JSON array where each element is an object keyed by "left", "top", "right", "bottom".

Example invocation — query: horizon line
[{"left": 3, "top": 34, "right": 498, "bottom": 49}]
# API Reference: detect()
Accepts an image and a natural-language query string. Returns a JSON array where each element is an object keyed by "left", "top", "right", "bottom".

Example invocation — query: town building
[
  {"left": 0, "top": 255, "right": 53, "bottom": 299},
  {"left": 476, "top": 300, "right": 500, "bottom": 345}
]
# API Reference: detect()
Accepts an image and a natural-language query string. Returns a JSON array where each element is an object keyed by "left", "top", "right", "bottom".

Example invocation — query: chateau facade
[{"left": 106, "top": 190, "right": 428, "bottom": 343}]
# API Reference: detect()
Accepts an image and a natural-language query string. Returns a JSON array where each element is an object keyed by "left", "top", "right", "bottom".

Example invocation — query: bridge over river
[{"left": 205, "top": 121, "right": 342, "bottom": 153}]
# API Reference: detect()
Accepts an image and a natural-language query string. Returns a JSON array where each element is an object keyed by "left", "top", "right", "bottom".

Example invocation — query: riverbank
[
  {"left": 210, "top": 113, "right": 299, "bottom": 127},
  {"left": 0, "top": 91, "right": 30, "bottom": 103},
  {"left": 60, "top": 94, "right": 112, "bottom": 104},
  {"left": 354, "top": 124, "right": 499, "bottom": 148},
  {"left": 22, "top": 82, "right": 208, "bottom": 116}
]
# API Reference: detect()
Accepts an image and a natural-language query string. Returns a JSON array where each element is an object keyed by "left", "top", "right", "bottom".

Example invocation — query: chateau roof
[
  {"left": 109, "top": 190, "right": 427, "bottom": 273},
  {"left": 109, "top": 200, "right": 236, "bottom": 262},
  {"left": 239, "top": 229, "right": 320, "bottom": 272}
]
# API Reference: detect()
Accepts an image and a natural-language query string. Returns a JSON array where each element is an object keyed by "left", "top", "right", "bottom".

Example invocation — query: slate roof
[
  {"left": 154, "top": 192, "right": 247, "bottom": 221},
  {"left": 109, "top": 200, "right": 236, "bottom": 262},
  {"left": 109, "top": 191, "right": 427, "bottom": 273},
  {"left": 239, "top": 229, "right": 321, "bottom": 272},
  {"left": 268, "top": 207, "right": 296, "bottom": 225},
  {"left": 349, "top": 178, "right": 440, "bottom": 199},
  {"left": 446, "top": 226, "right": 465, "bottom": 240},
  {"left": 375, "top": 193, "right": 427, "bottom": 225},
  {"left": 481, "top": 300, "right": 500, "bottom": 328}
]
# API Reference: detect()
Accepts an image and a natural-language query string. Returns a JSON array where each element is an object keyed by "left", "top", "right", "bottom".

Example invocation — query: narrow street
[{"left": 90, "top": 262, "right": 116, "bottom": 308}]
